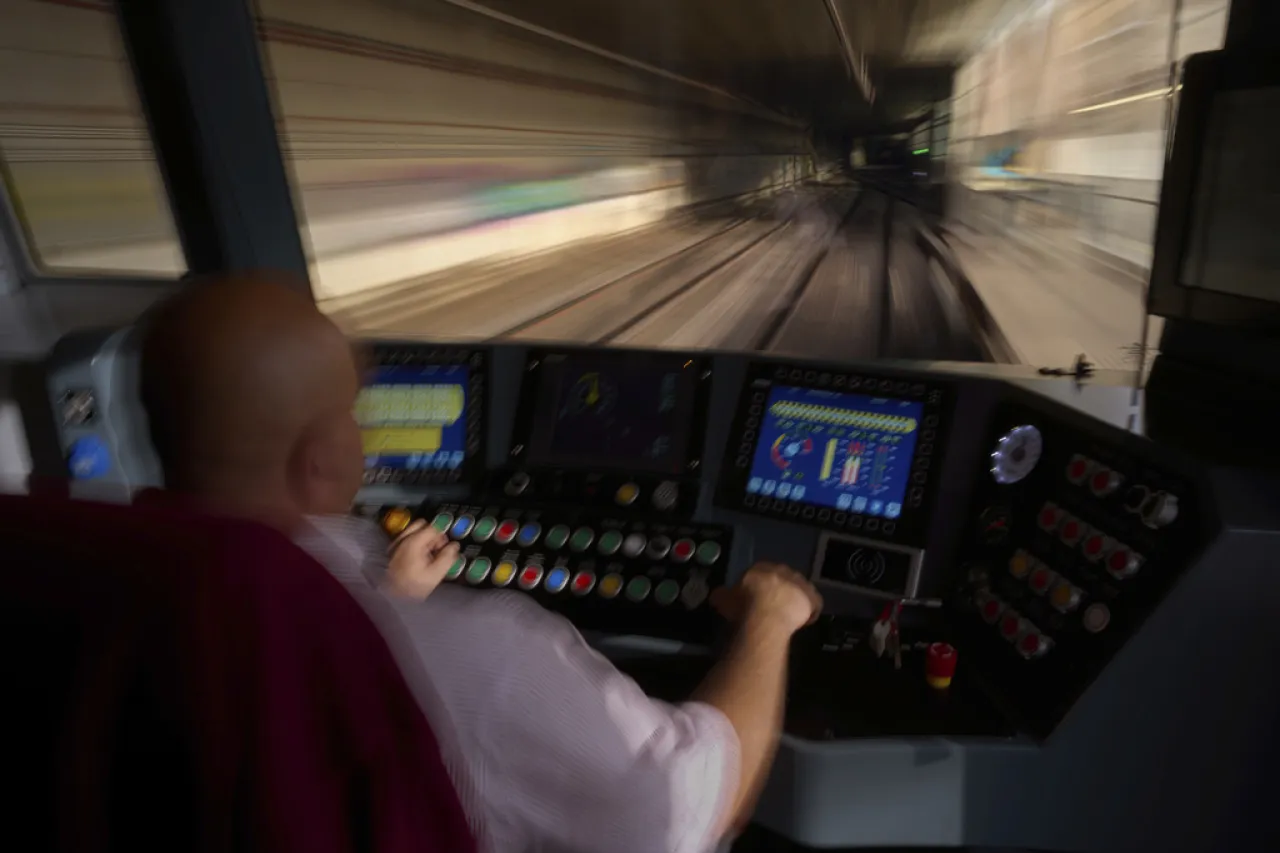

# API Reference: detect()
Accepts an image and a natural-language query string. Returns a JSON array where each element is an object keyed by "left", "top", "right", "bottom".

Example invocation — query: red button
[
  {"left": 1039, "top": 506, "right": 1059, "bottom": 529},
  {"left": 520, "top": 568, "right": 540, "bottom": 584},
  {"left": 926, "top": 643, "right": 958, "bottom": 679},
  {"left": 1061, "top": 519, "right": 1080, "bottom": 539},
  {"left": 572, "top": 571, "right": 595, "bottom": 591},
  {"left": 1068, "top": 459, "right": 1088, "bottom": 480},
  {"left": 1091, "top": 471, "right": 1111, "bottom": 492},
  {"left": 1029, "top": 568, "right": 1052, "bottom": 592},
  {"left": 982, "top": 600, "right": 1002, "bottom": 621},
  {"left": 672, "top": 539, "right": 695, "bottom": 562},
  {"left": 1109, "top": 549, "right": 1140, "bottom": 577},
  {"left": 1019, "top": 633, "right": 1044, "bottom": 656},
  {"left": 1000, "top": 615, "right": 1021, "bottom": 638},
  {"left": 495, "top": 520, "right": 519, "bottom": 543},
  {"left": 1084, "top": 535, "right": 1105, "bottom": 556}
]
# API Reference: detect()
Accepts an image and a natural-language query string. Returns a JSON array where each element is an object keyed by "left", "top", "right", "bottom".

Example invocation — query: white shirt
[{"left": 296, "top": 515, "right": 740, "bottom": 853}]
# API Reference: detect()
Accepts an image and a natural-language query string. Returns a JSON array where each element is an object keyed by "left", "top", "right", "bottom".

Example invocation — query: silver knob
[{"left": 1142, "top": 492, "right": 1179, "bottom": 529}]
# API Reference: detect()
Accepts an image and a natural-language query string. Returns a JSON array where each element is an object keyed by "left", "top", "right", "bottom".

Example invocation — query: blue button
[
  {"left": 516, "top": 523, "right": 541, "bottom": 547},
  {"left": 67, "top": 436, "right": 110, "bottom": 480},
  {"left": 450, "top": 515, "right": 475, "bottom": 539},
  {"left": 544, "top": 567, "right": 569, "bottom": 593}
]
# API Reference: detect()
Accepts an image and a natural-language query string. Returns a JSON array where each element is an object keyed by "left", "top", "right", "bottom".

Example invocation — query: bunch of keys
[{"left": 868, "top": 601, "right": 903, "bottom": 669}]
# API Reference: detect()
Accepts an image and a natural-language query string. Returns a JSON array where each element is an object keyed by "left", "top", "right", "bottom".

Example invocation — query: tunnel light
[
  {"left": 1068, "top": 84, "right": 1182, "bottom": 115},
  {"left": 913, "top": 148, "right": 930, "bottom": 156}
]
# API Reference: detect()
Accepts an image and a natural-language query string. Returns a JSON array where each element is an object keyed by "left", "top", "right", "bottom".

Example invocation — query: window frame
[{"left": 1, "top": 0, "right": 311, "bottom": 300}]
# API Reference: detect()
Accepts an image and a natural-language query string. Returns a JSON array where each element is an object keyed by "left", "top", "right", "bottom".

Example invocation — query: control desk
[{"left": 42, "top": 330, "right": 1280, "bottom": 852}]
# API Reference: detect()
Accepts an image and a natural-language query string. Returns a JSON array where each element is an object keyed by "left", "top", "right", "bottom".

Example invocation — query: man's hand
[
  {"left": 709, "top": 562, "right": 823, "bottom": 635},
  {"left": 384, "top": 519, "right": 460, "bottom": 601}
]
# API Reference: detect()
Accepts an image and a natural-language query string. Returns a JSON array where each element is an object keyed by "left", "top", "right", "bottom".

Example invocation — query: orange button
[
  {"left": 383, "top": 507, "right": 412, "bottom": 536},
  {"left": 598, "top": 572, "right": 624, "bottom": 599}
]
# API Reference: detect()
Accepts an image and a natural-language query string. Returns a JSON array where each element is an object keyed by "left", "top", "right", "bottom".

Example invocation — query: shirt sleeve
[{"left": 467, "top": 594, "right": 741, "bottom": 853}]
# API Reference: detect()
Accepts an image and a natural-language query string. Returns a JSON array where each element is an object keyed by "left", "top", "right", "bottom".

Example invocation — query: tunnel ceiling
[{"left": 450, "top": 0, "right": 1026, "bottom": 137}]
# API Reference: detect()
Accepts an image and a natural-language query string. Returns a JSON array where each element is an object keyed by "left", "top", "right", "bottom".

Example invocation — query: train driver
[{"left": 138, "top": 272, "right": 823, "bottom": 853}]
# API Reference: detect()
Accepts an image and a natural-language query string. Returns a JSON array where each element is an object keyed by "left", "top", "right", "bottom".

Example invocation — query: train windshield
[{"left": 0, "top": 0, "right": 1233, "bottom": 383}]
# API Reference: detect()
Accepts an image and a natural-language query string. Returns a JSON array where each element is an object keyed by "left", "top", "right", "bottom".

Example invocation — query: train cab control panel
[{"left": 41, "top": 329, "right": 1264, "bottom": 852}]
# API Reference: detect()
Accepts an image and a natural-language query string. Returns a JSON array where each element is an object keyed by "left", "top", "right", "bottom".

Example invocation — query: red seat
[{"left": 1, "top": 493, "right": 476, "bottom": 853}]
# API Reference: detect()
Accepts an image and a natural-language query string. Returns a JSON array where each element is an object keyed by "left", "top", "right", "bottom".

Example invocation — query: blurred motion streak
[{"left": 0, "top": 0, "right": 1238, "bottom": 371}]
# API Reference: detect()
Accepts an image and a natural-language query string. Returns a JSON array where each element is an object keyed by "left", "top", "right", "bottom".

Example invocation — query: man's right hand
[{"left": 709, "top": 562, "right": 823, "bottom": 635}]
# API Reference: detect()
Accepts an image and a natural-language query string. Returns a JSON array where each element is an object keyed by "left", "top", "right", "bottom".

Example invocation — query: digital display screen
[
  {"left": 356, "top": 364, "right": 469, "bottom": 472},
  {"left": 746, "top": 384, "right": 923, "bottom": 518},
  {"left": 526, "top": 353, "right": 700, "bottom": 474}
]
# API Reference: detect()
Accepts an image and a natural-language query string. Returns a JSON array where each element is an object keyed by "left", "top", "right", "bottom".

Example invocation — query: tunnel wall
[
  {"left": 0, "top": 0, "right": 810, "bottom": 297},
  {"left": 947, "top": 0, "right": 1230, "bottom": 274}
]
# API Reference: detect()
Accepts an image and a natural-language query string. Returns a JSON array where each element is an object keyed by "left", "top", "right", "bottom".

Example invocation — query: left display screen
[{"left": 356, "top": 352, "right": 483, "bottom": 485}]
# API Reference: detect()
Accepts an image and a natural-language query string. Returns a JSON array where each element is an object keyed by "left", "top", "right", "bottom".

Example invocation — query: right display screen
[{"left": 747, "top": 384, "right": 924, "bottom": 518}]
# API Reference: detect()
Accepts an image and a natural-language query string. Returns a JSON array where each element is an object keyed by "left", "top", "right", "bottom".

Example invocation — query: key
[{"left": 869, "top": 619, "right": 891, "bottom": 658}]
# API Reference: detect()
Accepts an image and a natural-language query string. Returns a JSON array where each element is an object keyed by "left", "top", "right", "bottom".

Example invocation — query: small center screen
[
  {"left": 747, "top": 384, "right": 923, "bottom": 518},
  {"left": 525, "top": 353, "right": 700, "bottom": 474},
  {"left": 356, "top": 364, "right": 469, "bottom": 472}
]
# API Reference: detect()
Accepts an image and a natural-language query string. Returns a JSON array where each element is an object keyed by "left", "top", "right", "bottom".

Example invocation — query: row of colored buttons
[
  {"left": 1037, "top": 503, "right": 1143, "bottom": 579},
  {"left": 445, "top": 556, "right": 710, "bottom": 608},
  {"left": 1065, "top": 454, "right": 1123, "bottom": 497},
  {"left": 1008, "top": 550, "right": 1083, "bottom": 613},
  {"left": 432, "top": 512, "right": 721, "bottom": 565}
]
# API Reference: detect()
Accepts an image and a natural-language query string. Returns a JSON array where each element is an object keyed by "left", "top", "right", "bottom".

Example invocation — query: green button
[
  {"left": 570, "top": 527, "right": 595, "bottom": 552},
  {"left": 445, "top": 555, "right": 466, "bottom": 580},
  {"left": 696, "top": 541, "right": 722, "bottom": 565},
  {"left": 655, "top": 579, "right": 680, "bottom": 606},
  {"left": 472, "top": 516, "right": 497, "bottom": 542},
  {"left": 431, "top": 512, "right": 453, "bottom": 532},
  {"left": 598, "top": 530, "right": 623, "bottom": 556},
  {"left": 626, "top": 576, "right": 652, "bottom": 602},
  {"left": 465, "top": 557, "right": 492, "bottom": 585},
  {"left": 545, "top": 524, "right": 571, "bottom": 550}
]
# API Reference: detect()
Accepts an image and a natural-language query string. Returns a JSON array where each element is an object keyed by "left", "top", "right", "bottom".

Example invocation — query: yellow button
[
  {"left": 492, "top": 561, "right": 518, "bottom": 588},
  {"left": 1050, "top": 582, "right": 1079, "bottom": 611},
  {"left": 598, "top": 572, "right": 625, "bottom": 599},
  {"left": 615, "top": 482, "right": 640, "bottom": 507},
  {"left": 383, "top": 507, "right": 413, "bottom": 536},
  {"left": 1008, "top": 550, "right": 1031, "bottom": 578}
]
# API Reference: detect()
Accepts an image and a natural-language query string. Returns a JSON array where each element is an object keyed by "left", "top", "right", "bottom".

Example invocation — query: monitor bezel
[
  {"left": 1148, "top": 49, "right": 1280, "bottom": 326},
  {"left": 715, "top": 361, "right": 953, "bottom": 547},
  {"left": 508, "top": 346, "right": 712, "bottom": 477},
  {"left": 359, "top": 342, "right": 488, "bottom": 487}
]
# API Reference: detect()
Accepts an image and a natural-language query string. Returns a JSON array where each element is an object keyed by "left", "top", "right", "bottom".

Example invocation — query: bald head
[{"left": 140, "top": 272, "right": 365, "bottom": 520}]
